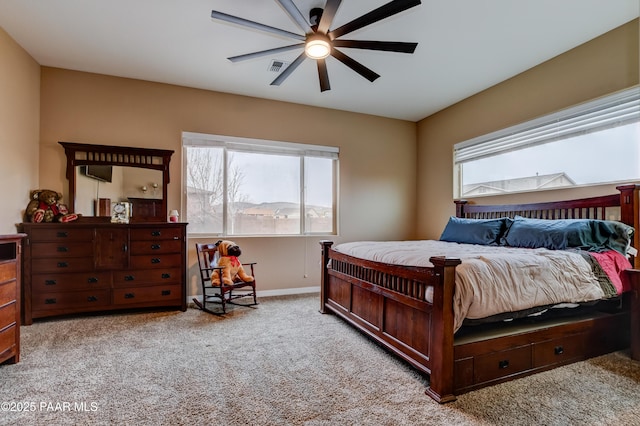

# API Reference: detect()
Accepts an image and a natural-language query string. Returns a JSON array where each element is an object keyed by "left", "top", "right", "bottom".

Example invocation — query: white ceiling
[{"left": 0, "top": 0, "right": 638, "bottom": 121}]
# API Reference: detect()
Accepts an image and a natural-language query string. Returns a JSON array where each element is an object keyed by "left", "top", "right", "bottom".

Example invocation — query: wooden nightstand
[
  {"left": 628, "top": 269, "right": 640, "bottom": 361},
  {"left": 0, "top": 234, "right": 25, "bottom": 365}
]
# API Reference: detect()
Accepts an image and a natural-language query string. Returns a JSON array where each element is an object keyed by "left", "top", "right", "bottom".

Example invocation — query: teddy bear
[
  {"left": 25, "top": 189, "right": 78, "bottom": 223},
  {"left": 211, "top": 239, "right": 254, "bottom": 286}
]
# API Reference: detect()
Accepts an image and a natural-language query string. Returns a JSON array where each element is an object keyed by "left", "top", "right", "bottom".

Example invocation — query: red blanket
[{"left": 589, "top": 250, "right": 632, "bottom": 294}]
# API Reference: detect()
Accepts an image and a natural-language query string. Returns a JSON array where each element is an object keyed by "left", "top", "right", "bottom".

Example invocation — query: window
[
  {"left": 454, "top": 86, "right": 640, "bottom": 198},
  {"left": 183, "top": 132, "right": 338, "bottom": 236}
]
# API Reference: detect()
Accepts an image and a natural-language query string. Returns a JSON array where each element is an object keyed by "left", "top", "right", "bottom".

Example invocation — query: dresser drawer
[
  {"left": 31, "top": 257, "right": 94, "bottom": 273},
  {"left": 113, "top": 268, "right": 181, "bottom": 287},
  {"left": 0, "top": 261, "right": 16, "bottom": 282},
  {"left": 130, "top": 227, "right": 183, "bottom": 241},
  {"left": 113, "top": 284, "right": 182, "bottom": 305},
  {"left": 0, "top": 281, "right": 16, "bottom": 307},
  {"left": 130, "top": 254, "right": 183, "bottom": 269},
  {"left": 28, "top": 228, "right": 94, "bottom": 242},
  {"left": 32, "top": 272, "right": 111, "bottom": 292},
  {"left": 130, "top": 240, "right": 182, "bottom": 255},
  {"left": 533, "top": 334, "right": 584, "bottom": 367},
  {"left": 0, "top": 302, "right": 16, "bottom": 329},
  {"left": 31, "top": 289, "right": 110, "bottom": 311},
  {"left": 0, "top": 325, "right": 16, "bottom": 357},
  {"left": 474, "top": 345, "right": 532, "bottom": 384},
  {"left": 31, "top": 242, "right": 93, "bottom": 258}
]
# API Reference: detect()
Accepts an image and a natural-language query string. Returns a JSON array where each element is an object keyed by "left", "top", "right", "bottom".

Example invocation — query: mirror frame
[{"left": 59, "top": 141, "right": 174, "bottom": 222}]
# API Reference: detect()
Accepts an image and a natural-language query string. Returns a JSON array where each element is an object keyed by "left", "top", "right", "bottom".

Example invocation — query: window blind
[
  {"left": 182, "top": 131, "right": 339, "bottom": 159},
  {"left": 455, "top": 86, "right": 640, "bottom": 164}
]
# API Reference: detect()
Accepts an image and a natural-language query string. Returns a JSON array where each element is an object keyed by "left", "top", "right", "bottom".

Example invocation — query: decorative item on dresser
[
  {"left": 0, "top": 234, "right": 25, "bottom": 365},
  {"left": 21, "top": 222, "right": 187, "bottom": 324}
]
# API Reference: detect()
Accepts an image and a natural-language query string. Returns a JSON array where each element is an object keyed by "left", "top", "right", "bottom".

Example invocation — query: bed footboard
[{"left": 320, "top": 240, "right": 461, "bottom": 403}]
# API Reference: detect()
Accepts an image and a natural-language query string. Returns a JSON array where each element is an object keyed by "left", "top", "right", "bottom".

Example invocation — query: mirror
[
  {"left": 60, "top": 142, "right": 174, "bottom": 222},
  {"left": 75, "top": 166, "right": 164, "bottom": 216}
]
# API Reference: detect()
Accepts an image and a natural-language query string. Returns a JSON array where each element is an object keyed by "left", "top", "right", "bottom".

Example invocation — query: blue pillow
[
  {"left": 501, "top": 216, "right": 634, "bottom": 254},
  {"left": 439, "top": 217, "right": 508, "bottom": 245}
]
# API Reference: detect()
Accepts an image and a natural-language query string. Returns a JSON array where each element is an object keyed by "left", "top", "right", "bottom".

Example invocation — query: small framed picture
[{"left": 111, "top": 202, "right": 131, "bottom": 224}]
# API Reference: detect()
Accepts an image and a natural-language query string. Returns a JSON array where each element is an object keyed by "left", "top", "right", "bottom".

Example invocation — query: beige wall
[
  {"left": 39, "top": 68, "right": 417, "bottom": 296},
  {"left": 0, "top": 27, "right": 40, "bottom": 234},
  {"left": 417, "top": 19, "right": 640, "bottom": 239}
]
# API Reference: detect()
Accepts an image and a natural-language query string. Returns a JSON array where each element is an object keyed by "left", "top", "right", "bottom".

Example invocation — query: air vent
[{"left": 269, "top": 60, "right": 289, "bottom": 73}]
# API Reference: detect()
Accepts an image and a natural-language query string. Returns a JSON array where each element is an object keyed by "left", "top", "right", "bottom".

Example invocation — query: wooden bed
[{"left": 320, "top": 184, "right": 640, "bottom": 403}]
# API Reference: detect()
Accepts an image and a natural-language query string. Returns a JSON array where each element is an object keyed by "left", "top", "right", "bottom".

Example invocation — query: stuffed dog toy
[{"left": 211, "top": 240, "right": 254, "bottom": 286}]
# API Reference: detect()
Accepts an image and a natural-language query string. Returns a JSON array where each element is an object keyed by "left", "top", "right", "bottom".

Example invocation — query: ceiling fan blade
[
  {"left": 328, "top": 0, "right": 421, "bottom": 40},
  {"left": 271, "top": 52, "right": 307, "bottom": 86},
  {"left": 228, "top": 44, "right": 304, "bottom": 62},
  {"left": 211, "top": 10, "right": 305, "bottom": 41},
  {"left": 275, "top": 0, "right": 313, "bottom": 34},
  {"left": 330, "top": 48, "right": 380, "bottom": 82},
  {"left": 317, "top": 58, "right": 331, "bottom": 92},
  {"left": 317, "top": 0, "right": 343, "bottom": 34},
  {"left": 333, "top": 39, "right": 417, "bottom": 53}
]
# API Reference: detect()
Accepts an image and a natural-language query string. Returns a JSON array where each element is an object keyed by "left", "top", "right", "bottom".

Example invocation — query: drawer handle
[
  {"left": 45, "top": 298, "right": 57, "bottom": 305},
  {"left": 57, "top": 262, "right": 69, "bottom": 268},
  {"left": 87, "top": 296, "right": 98, "bottom": 302},
  {"left": 124, "top": 275, "right": 135, "bottom": 281},
  {"left": 151, "top": 258, "right": 161, "bottom": 264},
  {"left": 57, "top": 246, "right": 69, "bottom": 252},
  {"left": 151, "top": 244, "right": 161, "bottom": 250},
  {"left": 161, "top": 273, "right": 171, "bottom": 279},
  {"left": 498, "top": 360, "right": 510, "bottom": 369},
  {"left": 161, "top": 290, "right": 171, "bottom": 296},
  {"left": 124, "top": 293, "right": 135, "bottom": 299},
  {"left": 87, "top": 277, "right": 98, "bottom": 283},
  {"left": 554, "top": 346, "right": 564, "bottom": 355},
  {"left": 56, "top": 231, "right": 68, "bottom": 238},
  {"left": 45, "top": 279, "right": 57, "bottom": 285},
  {"left": 151, "top": 231, "right": 161, "bottom": 237}
]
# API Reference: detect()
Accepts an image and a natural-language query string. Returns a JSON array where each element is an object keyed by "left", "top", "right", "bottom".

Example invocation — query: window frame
[
  {"left": 182, "top": 131, "right": 339, "bottom": 237},
  {"left": 453, "top": 86, "right": 640, "bottom": 198}
]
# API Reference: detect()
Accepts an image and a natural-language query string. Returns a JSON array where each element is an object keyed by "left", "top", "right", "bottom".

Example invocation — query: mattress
[{"left": 332, "top": 240, "right": 631, "bottom": 332}]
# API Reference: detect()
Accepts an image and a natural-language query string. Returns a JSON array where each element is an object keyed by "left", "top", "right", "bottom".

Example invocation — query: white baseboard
[
  {"left": 187, "top": 286, "right": 320, "bottom": 303},
  {"left": 256, "top": 286, "right": 320, "bottom": 298}
]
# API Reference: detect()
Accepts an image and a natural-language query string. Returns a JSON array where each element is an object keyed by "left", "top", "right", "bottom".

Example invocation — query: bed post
[
  {"left": 617, "top": 184, "right": 640, "bottom": 268},
  {"left": 319, "top": 241, "right": 333, "bottom": 314},
  {"left": 426, "top": 256, "right": 461, "bottom": 403},
  {"left": 454, "top": 200, "right": 468, "bottom": 218}
]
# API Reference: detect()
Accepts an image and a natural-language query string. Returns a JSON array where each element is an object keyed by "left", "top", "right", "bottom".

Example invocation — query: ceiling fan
[{"left": 211, "top": 0, "right": 421, "bottom": 92}]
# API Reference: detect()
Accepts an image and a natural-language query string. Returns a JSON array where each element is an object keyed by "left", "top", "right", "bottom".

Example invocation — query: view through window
[
  {"left": 454, "top": 87, "right": 640, "bottom": 198},
  {"left": 183, "top": 133, "right": 338, "bottom": 236}
]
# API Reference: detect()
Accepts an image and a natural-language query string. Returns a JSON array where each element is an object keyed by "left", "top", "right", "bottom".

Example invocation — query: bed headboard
[{"left": 455, "top": 184, "right": 640, "bottom": 268}]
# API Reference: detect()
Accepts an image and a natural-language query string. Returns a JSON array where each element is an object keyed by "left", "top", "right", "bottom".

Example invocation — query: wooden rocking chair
[{"left": 193, "top": 242, "right": 258, "bottom": 314}]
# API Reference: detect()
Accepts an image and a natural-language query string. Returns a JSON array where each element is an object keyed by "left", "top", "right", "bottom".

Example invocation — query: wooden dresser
[
  {"left": 20, "top": 222, "right": 187, "bottom": 324},
  {"left": 0, "top": 234, "right": 25, "bottom": 365}
]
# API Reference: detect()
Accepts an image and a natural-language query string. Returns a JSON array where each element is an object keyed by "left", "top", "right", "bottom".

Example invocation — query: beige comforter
[{"left": 333, "top": 240, "right": 606, "bottom": 332}]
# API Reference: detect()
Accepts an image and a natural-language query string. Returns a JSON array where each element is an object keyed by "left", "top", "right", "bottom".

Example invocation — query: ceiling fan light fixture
[{"left": 305, "top": 35, "right": 331, "bottom": 59}]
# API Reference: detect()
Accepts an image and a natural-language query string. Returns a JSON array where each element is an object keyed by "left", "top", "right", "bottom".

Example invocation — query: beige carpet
[{"left": 1, "top": 293, "right": 640, "bottom": 425}]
